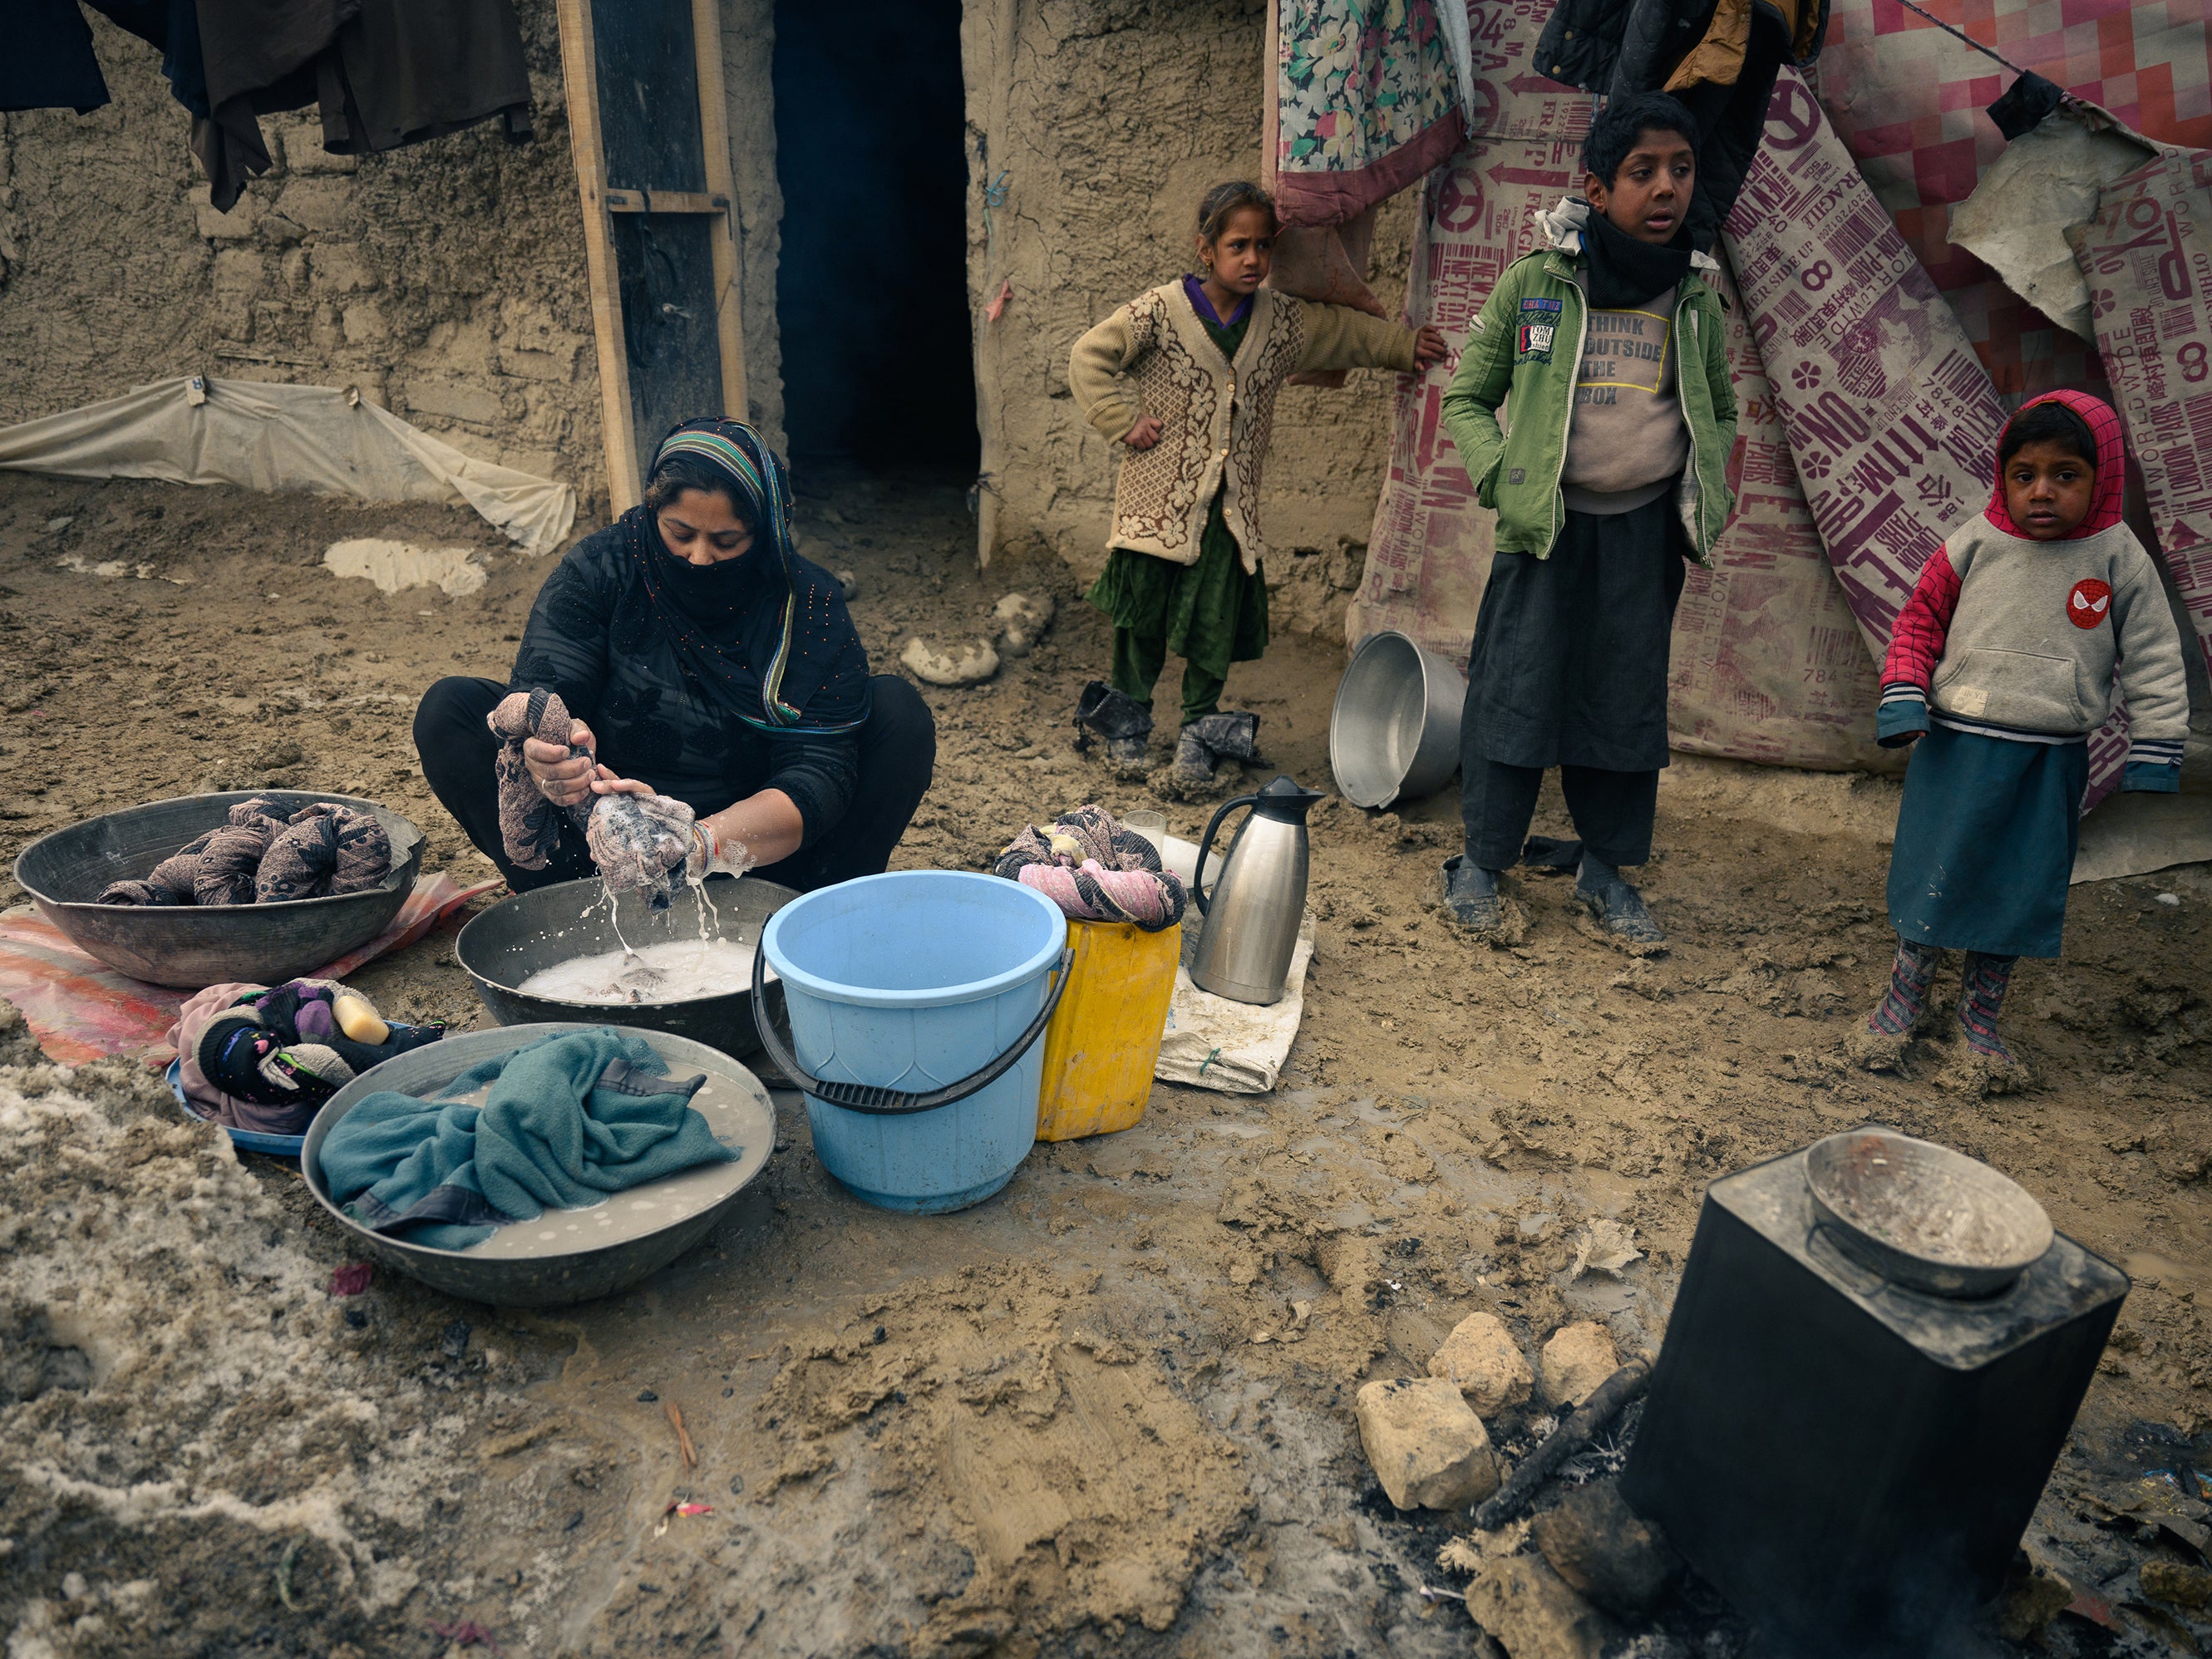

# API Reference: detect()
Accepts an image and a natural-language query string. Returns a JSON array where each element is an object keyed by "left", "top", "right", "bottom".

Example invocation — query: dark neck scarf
[
  {"left": 1183, "top": 273, "right": 1253, "bottom": 329},
  {"left": 625, "top": 418, "right": 871, "bottom": 736},
  {"left": 1582, "top": 210, "right": 1694, "bottom": 309}
]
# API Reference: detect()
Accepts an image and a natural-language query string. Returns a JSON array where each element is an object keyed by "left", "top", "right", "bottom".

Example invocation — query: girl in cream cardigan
[{"left": 1069, "top": 180, "right": 1446, "bottom": 780}]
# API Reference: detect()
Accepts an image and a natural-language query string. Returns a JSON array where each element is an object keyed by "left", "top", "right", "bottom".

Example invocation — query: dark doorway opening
[{"left": 771, "top": 0, "right": 976, "bottom": 475}]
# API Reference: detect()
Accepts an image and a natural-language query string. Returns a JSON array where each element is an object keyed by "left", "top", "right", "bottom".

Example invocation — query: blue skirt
[{"left": 1886, "top": 726, "right": 2086, "bottom": 958}]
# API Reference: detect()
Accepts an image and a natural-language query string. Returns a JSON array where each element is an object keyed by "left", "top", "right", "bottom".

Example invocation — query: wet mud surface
[{"left": 2, "top": 470, "right": 2211, "bottom": 1656}]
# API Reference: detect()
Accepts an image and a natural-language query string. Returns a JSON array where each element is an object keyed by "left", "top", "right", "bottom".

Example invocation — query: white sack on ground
[
  {"left": 0, "top": 376, "right": 575, "bottom": 554},
  {"left": 1950, "top": 103, "right": 2163, "bottom": 343},
  {"left": 1155, "top": 916, "right": 1313, "bottom": 1095}
]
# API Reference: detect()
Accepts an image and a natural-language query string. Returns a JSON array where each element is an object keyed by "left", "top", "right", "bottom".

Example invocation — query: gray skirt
[{"left": 1462, "top": 495, "right": 1688, "bottom": 772}]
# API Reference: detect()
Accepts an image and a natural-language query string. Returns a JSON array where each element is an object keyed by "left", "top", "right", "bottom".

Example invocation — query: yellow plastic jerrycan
[{"left": 1033, "top": 917, "right": 1180, "bottom": 1141}]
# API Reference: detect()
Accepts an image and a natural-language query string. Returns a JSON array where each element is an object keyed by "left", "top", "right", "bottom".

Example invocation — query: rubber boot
[
  {"left": 1075, "top": 680, "right": 1154, "bottom": 766},
  {"left": 1574, "top": 854, "right": 1663, "bottom": 946},
  {"left": 1848, "top": 937, "right": 1941, "bottom": 1071},
  {"left": 1173, "top": 711, "right": 1261, "bottom": 782}
]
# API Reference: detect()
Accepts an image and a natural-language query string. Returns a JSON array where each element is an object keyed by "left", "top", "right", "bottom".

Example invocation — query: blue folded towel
[{"left": 318, "top": 1027, "right": 738, "bottom": 1250}]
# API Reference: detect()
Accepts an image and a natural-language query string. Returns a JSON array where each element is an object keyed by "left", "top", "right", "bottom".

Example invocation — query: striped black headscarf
[{"left": 623, "top": 417, "right": 870, "bottom": 736}]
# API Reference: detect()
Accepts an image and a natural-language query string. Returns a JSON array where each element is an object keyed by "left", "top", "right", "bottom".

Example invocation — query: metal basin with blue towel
[{"left": 301, "top": 1022, "right": 774, "bottom": 1307}]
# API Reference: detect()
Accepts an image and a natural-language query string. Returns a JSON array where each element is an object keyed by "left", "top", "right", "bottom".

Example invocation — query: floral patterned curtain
[{"left": 1270, "top": 0, "right": 1466, "bottom": 229}]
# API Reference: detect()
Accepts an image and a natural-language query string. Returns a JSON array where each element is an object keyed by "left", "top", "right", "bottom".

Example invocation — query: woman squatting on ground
[{"left": 414, "top": 418, "right": 935, "bottom": 896}]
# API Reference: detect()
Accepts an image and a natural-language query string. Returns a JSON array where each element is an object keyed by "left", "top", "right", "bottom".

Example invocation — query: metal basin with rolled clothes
[
  {"left": 455, "top": 874, "right": 799, "bottom": 1062},
  {"left": 1328, "top": 630, "right": 1466, "bottom": 810},
  {"left": 303, "top": 1022, "right": 775, "bottom": 1307},
  {"left": 12, "top": 790, "right": 424, "bottom": 989}
]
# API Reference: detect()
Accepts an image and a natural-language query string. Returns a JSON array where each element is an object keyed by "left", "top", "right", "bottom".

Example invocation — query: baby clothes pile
[
  {"left": 99, "top": 797, "right": 393, "bottom": 906},
  {"left": 994, "top": 804, "right": 1187, "bottom": 930},
  {"left": 172, "top": 977, "right": 446, "bottom": 1135}
]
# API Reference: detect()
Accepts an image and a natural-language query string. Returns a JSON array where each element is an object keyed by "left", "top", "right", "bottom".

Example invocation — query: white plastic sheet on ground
[
  {"left": 1154, "top": 918, "right": 1314, "bottom": 1095},
  {"left": 0, "top": 376, "right": 575, "bottom": 554}
]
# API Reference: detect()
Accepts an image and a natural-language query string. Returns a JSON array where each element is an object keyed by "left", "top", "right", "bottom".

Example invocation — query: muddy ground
[{"left": 2, "top": 469, "right": 2211, "bottom": 1658}]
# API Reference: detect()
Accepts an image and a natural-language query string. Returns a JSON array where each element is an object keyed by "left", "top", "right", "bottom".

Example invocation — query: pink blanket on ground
[{"left": 0, "top": 874, "right": 497, "bottom": 1066}]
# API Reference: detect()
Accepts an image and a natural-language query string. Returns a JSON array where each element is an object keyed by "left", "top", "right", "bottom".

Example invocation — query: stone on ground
[
  {"left": 1464, "top": 1553, "right": 1613, "bottom": 1659},
  {"left": 1354, "top": 1377, "right": 1500, "bottom": 1510},
  {"left": 1429, "top": 1311, "right": 1535, "bottom": 1415},
  {"left": 901, "top": 636, "right": 999, "bottom": 687},
  {"left": 1990, "top": 1549, "right": 2077, "bottom": 1640},
  {"left": 2141, "top": 1558, "right": 2212, "bottom": 1610},
  {"left": 1530, "top": 1479, "right": 1682, "bottom": 1616},
  {"left": 994, "top": 590, "right": 1055, "bottom": 657},
  {"left": 1538, "top": 1322, "right": 1619, "bottom": 1409}
]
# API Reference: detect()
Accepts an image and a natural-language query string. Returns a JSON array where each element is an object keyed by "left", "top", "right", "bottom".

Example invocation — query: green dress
[{"left": 1086, "top": 307, "right": 1271, "bottom": 728}]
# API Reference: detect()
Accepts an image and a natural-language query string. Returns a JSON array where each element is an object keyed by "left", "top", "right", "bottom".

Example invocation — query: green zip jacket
[{"left": 1439, "top": 239, "right": 1737, "bottom": 564}]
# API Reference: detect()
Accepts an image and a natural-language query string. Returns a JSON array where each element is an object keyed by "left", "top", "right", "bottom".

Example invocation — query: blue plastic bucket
[{"left": 757, "top": 871, "right": 1069, "bottom": 1213}]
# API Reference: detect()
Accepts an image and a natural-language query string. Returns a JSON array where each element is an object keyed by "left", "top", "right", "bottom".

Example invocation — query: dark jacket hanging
[
  {"left": 4, "top": 0, "right": 111, "bottom": 114},
  {"left": 192, "top": 0, "right": 357, "bottom": 209},
  {"left": 316, "top": 0, "right": 531, "bottom": 155}
]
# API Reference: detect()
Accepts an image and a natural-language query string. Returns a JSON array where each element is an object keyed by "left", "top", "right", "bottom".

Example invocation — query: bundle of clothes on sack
[
  {"left": 98, "top": 797, "right": 392, "bottom": 906},
  {"left": 318, "top": 1027, "right": 739, "bottom": 1251},
  {"left": 994, "top": 804, "right": 1187, "bottom": 930},
  {"left": 170, "top": 977, "right": 446, "bottom": 1135}
]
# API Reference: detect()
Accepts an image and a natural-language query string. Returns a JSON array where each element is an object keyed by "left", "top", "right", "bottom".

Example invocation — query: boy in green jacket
[{"left": 1437, "top": 91, "right": 1737, "bottom": 947}]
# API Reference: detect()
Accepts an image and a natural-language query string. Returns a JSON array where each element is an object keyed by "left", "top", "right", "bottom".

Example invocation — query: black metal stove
[{"left": 1621, "top": 1131, "right": 2127, "bottom": 1656}]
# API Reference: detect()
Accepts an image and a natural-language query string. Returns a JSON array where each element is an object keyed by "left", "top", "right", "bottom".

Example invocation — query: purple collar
[{"left": 1183, "top": 273, "right": 1253, "bottom": 328}]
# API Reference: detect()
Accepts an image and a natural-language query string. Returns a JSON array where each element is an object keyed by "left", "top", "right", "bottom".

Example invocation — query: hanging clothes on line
[
  {"left": 316, "top": 0, "right": 531, "bottom": 155},
  {"left": 190, "top": 0, "right": 355, "bottom": 210},
  {"left": 3, "top": 0, "right": 111, "bottom": 114}
]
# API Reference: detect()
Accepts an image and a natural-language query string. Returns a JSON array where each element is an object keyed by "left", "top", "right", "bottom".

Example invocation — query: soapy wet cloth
[{"left": 318, "top": 1027, "right": 737, "bottom": 1251}]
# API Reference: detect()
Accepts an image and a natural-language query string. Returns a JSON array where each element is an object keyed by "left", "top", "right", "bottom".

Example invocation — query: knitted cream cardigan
[{"left": 1069, "top": 282, "right": 1416, "bottom": 571}]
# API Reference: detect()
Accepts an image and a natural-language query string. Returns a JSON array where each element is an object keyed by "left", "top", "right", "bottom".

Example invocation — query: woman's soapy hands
[{"left": 524, "top": 717, "right": 606, "bottom": 809}]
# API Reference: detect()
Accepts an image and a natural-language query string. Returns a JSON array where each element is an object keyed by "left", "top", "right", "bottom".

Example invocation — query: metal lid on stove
[{"left": 1804, "top": 1128, "right": 2055, "bottom": 1298}]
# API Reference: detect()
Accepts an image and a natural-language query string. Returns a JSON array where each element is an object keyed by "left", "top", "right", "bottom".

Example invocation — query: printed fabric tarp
[
  {"left": 1721, "top": 68, "right": 2131, "bottom": 806},
  {"left": 1347, "top": 2, "right": 1889, "bottom": 770},
  {"left": 0, "top": 874, "right": 497, "bottom": 1066},
  {"left": 1818, "top": 0, "right": 2212, "bottom": 402},
  {"left": 2071, "top": 147, "right": 2212, "bottom": 685},
  {"left": 1271, "top": 0, "right": 1469, "bottom": 228},
  {"left": 0, "top": 377, "right": 576, "bottom": 554}
]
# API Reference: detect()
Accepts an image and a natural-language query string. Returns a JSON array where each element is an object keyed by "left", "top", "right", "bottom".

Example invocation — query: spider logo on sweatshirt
[{"left": 2067, "top": 578, "right": 2113, "bottom": 629}]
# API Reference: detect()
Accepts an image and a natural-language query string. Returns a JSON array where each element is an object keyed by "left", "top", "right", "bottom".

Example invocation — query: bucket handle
[
  {"left": 749, "top": 944, "right": 1075, "bottom": 1116},
  {"left": 1190, "top": 792, "right": 1259, "bottom": 916}
]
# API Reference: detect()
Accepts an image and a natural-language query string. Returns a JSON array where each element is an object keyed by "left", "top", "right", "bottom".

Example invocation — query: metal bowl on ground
[
  {"left": 12, "top": 790, "right": 424, "bottom": 990},
  {"left": 1805, "top": 1128, "right": 2056, "bottom": 1298},
  {"left": 456, "top": 874, "right": 799, "bottom": 1061},
  {"left": 302, "top": 1022, "right": 774, "bottom": 1307},
  {"left": 1329, "top": 629, "right": 1466, "bottom": 810}
]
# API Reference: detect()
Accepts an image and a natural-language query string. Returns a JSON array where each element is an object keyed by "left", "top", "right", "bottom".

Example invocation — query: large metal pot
[
  {"left": 302, "top": 1022, "right": 774, "bottom": 1307},
  {"left": 455, "top": 874, "right": 798, "bottom": 1061},
  {"left": 1328, "top": 630, "right": 1465, "bottom": 810},
  {"left": 12, "top": 790, "right": 424, "bottom": 989}
]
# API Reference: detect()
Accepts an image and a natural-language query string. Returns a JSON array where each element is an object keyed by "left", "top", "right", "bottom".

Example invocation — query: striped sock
[
  {"left": 1958, "top": 952, "right": 2020, "bottom": 1060},
  {"left": 1869, "top": 938, "right": 1942, "bottom": 1036}
]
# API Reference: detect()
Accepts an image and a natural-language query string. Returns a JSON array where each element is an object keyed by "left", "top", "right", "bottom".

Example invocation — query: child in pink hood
[{"left": 1857, "top": 391, "right": 2188, "bottom": 1084}]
